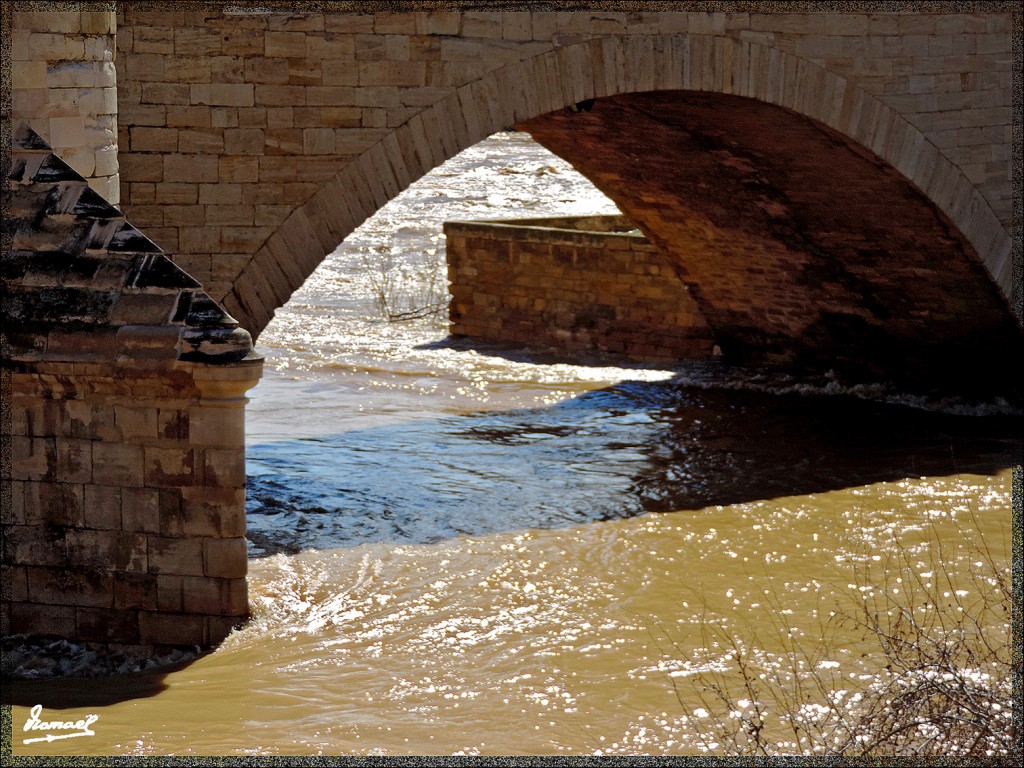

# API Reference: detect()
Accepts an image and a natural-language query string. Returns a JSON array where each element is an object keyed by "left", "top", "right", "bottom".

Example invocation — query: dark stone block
[
  {"left": 70, "top": 185, "right": 122, "bottom": 220},
  {"left": 30, "top": 154, "right": 83, "bottom": 184},
  {"left": 183, "top": 291, "right": 238, "bottom": 328},
  {"left": 132, "top": 254, "right": 203, "bottom": 290},
  {"left": 107, "top": 222, "right": 163, "bottom": 253},
  {"left": 13, "top": 124, "right": 51, "bottom": 151}
]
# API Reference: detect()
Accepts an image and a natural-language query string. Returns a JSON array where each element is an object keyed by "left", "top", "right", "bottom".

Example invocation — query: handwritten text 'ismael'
[{"left": 23, "top": 704, "right": 100, "bottom": 744}]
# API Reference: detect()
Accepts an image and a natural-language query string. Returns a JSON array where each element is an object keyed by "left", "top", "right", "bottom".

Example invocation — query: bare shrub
[
  {"left": 361, "top": 242, "right": 448, "bottom": 325},
  {"left": 668, "top": 504, "right": 1016, "bottom": 758}
]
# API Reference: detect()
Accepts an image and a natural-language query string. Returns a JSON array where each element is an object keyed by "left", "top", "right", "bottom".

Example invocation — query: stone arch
[{"left": 222, "top": 33, "right": 1015, "bottom": 339}]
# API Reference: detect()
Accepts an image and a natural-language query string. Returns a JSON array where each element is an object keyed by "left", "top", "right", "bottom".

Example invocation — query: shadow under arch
[
  {"left": 220, "top": 33, "right": 1015, "bottom": 342},
  {"left": 243, "top": 370, "right": 1022, "bottom": 557}
]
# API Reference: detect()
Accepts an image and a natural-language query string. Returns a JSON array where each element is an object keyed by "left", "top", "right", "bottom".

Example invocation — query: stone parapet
[{"left": 446, "top": 215, "right": 716, "bottom": 361}]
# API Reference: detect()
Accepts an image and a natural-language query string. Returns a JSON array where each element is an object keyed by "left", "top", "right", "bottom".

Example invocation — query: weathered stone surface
[
  {"left": 11, "top": 11, "right": 120, "bottom": 203},
  {"left": 3, "top": 129, "right": 262, "bottom": 649},
  {"left": 97, "top": 11, "right": 1015, "bottom": 342},
  {"left": 519, "top": 92, "right": 1022, "bottom": 389},
  {"left": 448, "top": 216, "right": 716, "bottom": 362}
]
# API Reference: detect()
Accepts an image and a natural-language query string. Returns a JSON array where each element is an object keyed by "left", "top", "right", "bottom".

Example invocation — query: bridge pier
[{"left": 2, "top": 128, "right": 262, "bottom": 649}]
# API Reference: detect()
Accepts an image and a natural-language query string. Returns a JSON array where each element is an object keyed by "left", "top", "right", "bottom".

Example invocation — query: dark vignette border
[{"left": 1, "top": 1, "right": 1021, "bottom": 765}]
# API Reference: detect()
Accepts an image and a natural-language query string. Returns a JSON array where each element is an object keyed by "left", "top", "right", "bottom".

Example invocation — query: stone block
[
  {"left": 264, "top": 128, "right": 304, "bottom": 155},
  {"left": 224, "top": 128, "right": 266, "bottom": 155},
  {"left": 144, "top": 446, "right": 198, "bottom": 488},
  {"left": 191, "top": 83, "right": 255, "bottom": 107},
  {"left": 66, "top": 529, "right": 147, "bottom": 572},
  {"left": 222, "top": 28, "right": 265, "bottom": 56},
  {"left": 14, "top": 60, "right": 49, "bottom": 89},
  {"left": 160, "top": 204, "right": 202, "bottom": 227},
  {"left": 141, "top": 82, "right": 191, "bottom": 105},
  {"left": 238, "top": 106, "right": 270, "bottom": 128},
  {"left": 164, "top": 153, "right": 220, "bottom": 183},
  {"left": 175, "top": 27, "right": 223, "bottom": 57},
  {"left": 287, "top": 59, "right": 322, "bottom": 86},
  {"left": 81, "top": 11, "right": 116, "bottom": 35},
  {"left": 182, "top": 575, "right": 247, "bottom": 615},
  {"left": 84, "top": 484, "right": 122, "bottom": 530},
  {"left": 24, "top": 481, "right": 84, "bottom": 526},
  {"left": 203, "top": 538, "right": 249, "bottom": 580},
  {"left": 322, "top": 59, "right": 359, "bottom": 87},
  {"left": 119, "top": 153, "right": 164, "bottom": 183},
  {"left": 220, "top": 226, "right": 276, "bottom": 253},
  {"left": 133, "top": 25, "right": 175, "bottom": 54},
  {"left": 196, "top": 183, "right": 239, "bottom": 206},
  {"left": 149, "top": 182, "right": 197, "bottom": 205},
  {"left": 114, "top": 572, "right": 159, "bottom": 610},
  {"left": 4, "top": 524, "right": 67, "bottom": 567},
  {"left": 157, "top": 575, "right": 184, "bottom": 611},
  {"left": 95, "top": 144, "right": 119, "bottom": 176},
  {"left": 76, "top": 607, "right": 140, "bottom": 643},
  {"left": 265, "top": 31, "right": 307, "bottom": 58},
  {"left": 219, "top": 155, "right": 260, "bottom": 183},
  {"left": 48, "top": 115, "right": 88, "bottom": 149},
  {"left": 113, "top": 405, "right": 158, "bottom": 441},
  {"left": 147, "top": 536, "right": 205, "bottom": 576},
  {"left": 122, "top": 487, "right": 160, "bottom": 534},
  {"left": 10, "top": 602, "right": 78, "bottom": 638},
  {"left": 207, "top": 615, "right": 245, "bottom": 644},
  {"left": 92, "top": 442, "right": 145, "bottom": 487},
  {"left": 375, "top": 12, "right": 421, "bottom": 35},
  {"left": 2, "top": 565, "right": 30, "bottom": 602},
  {"left": 245, "top": 56, "right": 290, "bottom": 85},
  {"left": 109, "top": 293, "right": 178, "bottom": 325},
  {"left": 26, "top": 566, "right": 113, "bottom": 608},
  {"left": 55, "top": 439, "right": 93, "bottom": 483},
  {"left": 179, "top": 226, "right": 222, "bottom": 254},
  {"left": 138, "top": 611, "right": 205, "bottom": 646},
  {"left": 178, "top": 128, "right": 226, "bottom": 154},
  {"left": 3, "top": 481, "right": 27, "bottom": 526},
  {"left": 463, "top": 12, "right": 503, "bottom": 38}
]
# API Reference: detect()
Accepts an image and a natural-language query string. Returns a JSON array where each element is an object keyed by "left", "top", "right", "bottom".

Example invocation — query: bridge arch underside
[{"left": 518, "top": 91, "right": 1022, "bottom": 390}]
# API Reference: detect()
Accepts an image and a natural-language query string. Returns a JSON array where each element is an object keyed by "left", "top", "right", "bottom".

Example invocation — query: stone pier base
[
  {"left": 3, "top": 355, "right": 260, "bottom": 647},
  {"left": 2, "top": 126, "right": 262, "bottom": 650}
]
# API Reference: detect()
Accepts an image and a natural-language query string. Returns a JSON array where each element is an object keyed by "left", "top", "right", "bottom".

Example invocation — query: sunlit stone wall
[
  {"left": 110, "top": 9, "right": 1015, "bottom": 336},
  {"left": 11, "top": 8, "right": 121, "bottom": 204},
  {"left": 446, "top": 216, "right": 716, "bottom": 361}
]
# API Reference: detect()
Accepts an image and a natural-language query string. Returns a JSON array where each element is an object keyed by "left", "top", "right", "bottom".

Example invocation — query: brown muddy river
[{"left": 6, "top": 133, "right": 1018, "bottom": 757}]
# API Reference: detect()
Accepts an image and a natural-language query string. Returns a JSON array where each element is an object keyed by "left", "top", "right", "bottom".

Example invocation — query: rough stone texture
[
  {"left": 446, "top": 215, "right": 716, "bottom": 361},
  {"left": 2, "top": 128, "right": 263, "bottom": 648},
  {"left": 519, "top": 92, "right": 1023, "bottom": 388},
  {"left": 107, "top": 9, "right": 1015, "bottom": 341},
  {"left": 11, "top": 9, "right": 121, "bottom": 204}
]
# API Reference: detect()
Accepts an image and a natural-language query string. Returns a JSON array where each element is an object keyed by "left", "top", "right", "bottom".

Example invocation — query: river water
[{"left": 7, "top": 132, "right": 1019, "bottom": 757}]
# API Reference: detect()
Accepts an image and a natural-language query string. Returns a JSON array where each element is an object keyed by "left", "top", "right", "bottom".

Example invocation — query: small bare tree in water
[
  {"left": 668, "top": 506, "right": 1016, "bottom": 758},
  {"left": 362, "top": 241, "right": 448, "bottom": 324}
]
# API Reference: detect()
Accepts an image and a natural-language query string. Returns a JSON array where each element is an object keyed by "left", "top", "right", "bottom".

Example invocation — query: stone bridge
[{"left": 3, "top": 4, "right": 1021, "bottom": 647}]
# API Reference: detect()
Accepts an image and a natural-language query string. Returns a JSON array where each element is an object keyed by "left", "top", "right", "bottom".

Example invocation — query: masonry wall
[
  {"left": 11, "top": 8, "right": 120, "bottom": 204},
  {"left": 519, "top": 91, "right": 1023, "bottom": 388},
  {"left": 5, "top": 360, "right": 256, "bottom": 647},
  {"left": 2, "top": 129, "right": 262, "bottom": 649},
  {"left": 109, "top": 9, "right": 1015, "bottom": 334},
  {"left": 446, "top": 216, "right": 716, "bottom": 361}
]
